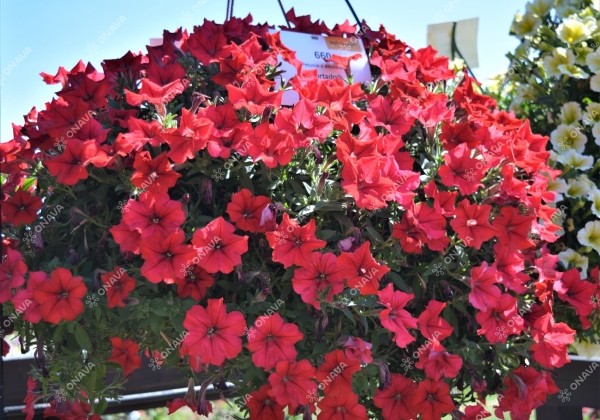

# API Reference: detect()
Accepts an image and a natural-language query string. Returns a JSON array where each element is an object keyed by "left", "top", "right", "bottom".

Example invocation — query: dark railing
[{"left": 3, "top": 355, "right": 599, "bottom": 418}]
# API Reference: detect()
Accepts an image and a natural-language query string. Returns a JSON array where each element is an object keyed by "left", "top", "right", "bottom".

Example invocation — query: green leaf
[
  {"left": 73, "top": 325, "right": 92, "bottom": 351},
  {"left": 95, "top": 398, "right": 109, "bottom": 414}
]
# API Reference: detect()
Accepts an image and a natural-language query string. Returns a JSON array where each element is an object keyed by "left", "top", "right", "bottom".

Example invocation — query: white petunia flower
[
  {"left": 591, "top": 73, "right": 600, "bottom": 92},
  {"left": 586, "top": 49, "right": 600, "bottom": 73},
  {"left": 557, "top": 16, "right": 597, "bottom": 45},
  {"left": 559, "top": 102, "right": 582, "bottom": 125},
  {"left": 592, "top": 122, "right": 600, "bottom": 144},
  {"left": 543, "top": 48, "right": 576, "bottom": 77},
  {"left": 556, "top": 149, "right": 594, "bottom": 170},
  {"left": 547, "top": 177, "right": 569, "bottom": 202},
  {"left": 566, "top": 175, "right": 594, "bottom": 198},
  {"left": 550, "top": 124, "right": 587, "bottom": 153},
  {"left": 577, "top": 220, "right": 600, "bottom": 254},
  {"left": 526, "top": 0, "right": 555, "bottom": 16},
  {"left": 588, "top": 189, "right": 600, "bottom": 218},
  {"left": 583, "top": 103, "right": 600, "bottom": 125},
  {"left": 511, "top": 12, "right": 542, "bottom": 37},
  {"left": 558, "top": 248, "right": 589, "bottom": 274}
]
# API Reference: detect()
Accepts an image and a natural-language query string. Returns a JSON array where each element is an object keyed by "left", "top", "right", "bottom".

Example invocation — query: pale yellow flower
[
  {"left": 511, "top": 12, "right": 542, "bottom": 37},
  {"left": 583, "top": 102, "right": 600, "bottom": 125},
  {"left": 577, "top": 220, "right": 600, "bottom": 254},
  {"left": 586, "top": 49, "right": 600, "bottom": 73},
  {"left": 557, "top": 16, "right": 597, "bottom": 45},
  {"left": 592, "top": 122, "right": 600, "bottom": 144},
  {"left": 556, "top": 149, "right": 594, "bottom": 170},
  {"left": 566, "top": 175, "right": 593, "bottom": 198},
  {"left": 591, "top": 73, "right": 600, "bottom": 91},
  {"left": 555, "top": 0, "right": 584, "bottom": 18},
  {"left": 558, "top": 248, "right": 589, "bottom": 273},
  {"left": 588, "top": 189, "right": 600, "bottom": 218},
  {"left": 543, "top": 48, "right": 588, "bottom": 78},
  {"left": 526, "top": 0, "right": 555, "bottom": 17},
  {"left": 550, "top": 124, "right": 587, "bottom": 153},
  {"left": 559, "top": 101, "right": 582, "bottom": 125}
]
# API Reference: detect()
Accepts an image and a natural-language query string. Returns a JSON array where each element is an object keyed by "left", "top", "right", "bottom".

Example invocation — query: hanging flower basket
[{"left": 2, "top": 9, "right": 598, "bottom": 420}]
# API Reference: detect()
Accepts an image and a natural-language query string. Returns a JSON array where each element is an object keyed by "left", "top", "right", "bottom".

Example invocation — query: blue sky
[{"left": 0, "top": 0, "right": 525, "bottom": 141}]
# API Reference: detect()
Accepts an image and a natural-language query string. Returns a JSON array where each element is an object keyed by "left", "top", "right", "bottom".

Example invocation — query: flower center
[
  {"left": 152, "top": 217, "right": 160, "bottom": 224},
  {"left": 207, "top": 327, "right": 216, "bottom": 336},
  {"left": 165, "top": 252, "right": 173, "bottom": 258},
  {"left": 466, "top": 219, "right": 478, "bottom": 227}
]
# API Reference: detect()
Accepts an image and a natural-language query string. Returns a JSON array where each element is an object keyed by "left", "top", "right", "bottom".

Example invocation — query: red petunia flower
[
  {"left": 32, "top": 267, "right": 87, "bottom": 324},
  {"left": 175, "top": 265, "right": 214, "bottom": 301},
  {"left": 181, "top": 298, "right": 246, "bottom": 368},
  {"left": 160, "top": 108, "right": 214, "bottom": 164},
  {"left": 449, "top": 199, "right": 495, "bottom": 249},
  {"left": 123, "top": 192, "right": 185, "bottom": 240},
  {"left": 417, "top": 301, "right": 454, "bottom": 342},
  {"left": 373, "top": 373, "right": 419, "bottom": 420},
  {"left": 101, "top": 266, "right": 136, "bottom": 308},
  {"left": 316, "top": 349, "right": 360, "bottom": 397},
  {"left": 109, "top": 337, "right": 142, "bottom": 376},
  {"left": 530, "top": 314, "right": 575, "bottom": 368},
  {"left": 438, "top": 143, "right": 485, "bottom": 195},
  {"left": 109, "top": 220, "right": 142, "bottom": 255},
  {"left": 292, "top": 252, "right": 345, "bottom": 308},
  {"left": 317, "top": 392, "right": 368, "bottom": 420},
  {"left": 378, "top": 284, "right": 418, "bottom": 348},
  {"left": 338, "top": 241, "right": 390, "bottom": 295},
  {"left": 468, "top": 262, "right": 501, "bottom": 311},
  {"left": 1, "top": 189, "right": 42, "bottom": 226},
  {"left": 475, "top": 293, "right": 524, "bottom": 344},
  {"left": 342, "top": 337, "right": 373, "bottom": 365},
  {"left": 45, "top": 139, "right": 97, "bottom": 185},
  {"left": 265, "top": 214, "right": 327, "bottom": 268},
  {"left": 553, "top": 268, "right": 595, "bottom": 316},
  {"left": 392, "top": 202, "right": 449, "bottom": 254},
  {"left": 247, "top": 313, "right": 303, "bottom": 370},
  {"left": 226, "top": 189, "right": 272, "bottom": 233},
  {"left": 191, "top": 216, "right": 249, "bottom": 274},
  {"left": 492, "top": 206, "right": 535, "bottom": 250},
  {"left": 413, "top": 379, "right": 456, "bottom": 420},
  {"left": 268, "top": 359, "right": 317, "bottom": 412},
  {"left": 227, "top": 74, "right": 282, "bottom": 114},
  {"left": 131, "top": 151, "right": 181, "bottom": 194},
  {"left": 247, "top": 384, "right": 285, "bottom": 420},
  {"left": 0, "top": 248, "right": 27, "bottom": 303},
  {"left": 140, "top": 230, "right": 197, "bottom": 284},
  {"left": 124, "top": 78, "right": 188, "bottom": 108},
  {"left": 415, "top": 340, "right": 463, "bottom": 380}
]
